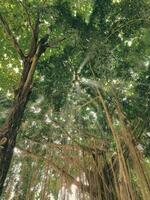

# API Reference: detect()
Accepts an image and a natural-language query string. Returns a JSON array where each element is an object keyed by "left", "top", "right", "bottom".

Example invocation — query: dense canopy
[{"left": 0, "top": 0, "right": 150, "bottom": 199}]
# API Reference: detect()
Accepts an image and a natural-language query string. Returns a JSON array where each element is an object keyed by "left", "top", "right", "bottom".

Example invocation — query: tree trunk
[{"left": 0, "top": 48, "right": 41, "bottom": 195}]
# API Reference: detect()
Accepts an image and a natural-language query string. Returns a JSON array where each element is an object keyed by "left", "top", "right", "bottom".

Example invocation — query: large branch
[{"left": 0, "top": 13, "right": 25, "bottom": 60}]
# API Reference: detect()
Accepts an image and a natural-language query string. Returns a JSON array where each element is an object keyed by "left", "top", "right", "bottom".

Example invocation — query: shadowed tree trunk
[{"left": 0, "top": 54, "right": 39, "bottom": 195}]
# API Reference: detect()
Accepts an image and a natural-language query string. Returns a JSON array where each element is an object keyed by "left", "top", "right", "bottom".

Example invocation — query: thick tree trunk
[{"left": 0, "top": 49, "right": 40, "bottom": 195}]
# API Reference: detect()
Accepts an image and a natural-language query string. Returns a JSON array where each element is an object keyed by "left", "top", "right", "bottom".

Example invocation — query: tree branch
[
  {"left": 33, "top": 10, "right": 40, "bottom": 43},
  {"left": 19, "top": 0, "right": 34, "bottom": 32},
  {"left": 0, "top": 13, "right": 25, "bottom": 60},
  {"left": 28, "top": 10, "right": 40, "bottom": 57}
]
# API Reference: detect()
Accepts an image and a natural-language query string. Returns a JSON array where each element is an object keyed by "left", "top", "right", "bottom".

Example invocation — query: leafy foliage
[{"left": 0, "top": 0, "right": 150, "bottom": 199}]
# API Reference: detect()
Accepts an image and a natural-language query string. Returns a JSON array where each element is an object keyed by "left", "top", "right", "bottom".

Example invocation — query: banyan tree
[{"left": 0, "top": 0, "right": 150, "bottom": 199}]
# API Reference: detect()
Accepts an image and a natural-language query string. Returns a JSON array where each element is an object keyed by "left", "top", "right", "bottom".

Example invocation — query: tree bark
[{"left": 0, "top": 43, "right": 43, "bottom": 195}]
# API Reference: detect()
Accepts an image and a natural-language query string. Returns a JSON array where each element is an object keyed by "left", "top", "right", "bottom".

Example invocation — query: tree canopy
[{"left": 0, "top": 0, "right": 150, "bottom": 199}]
